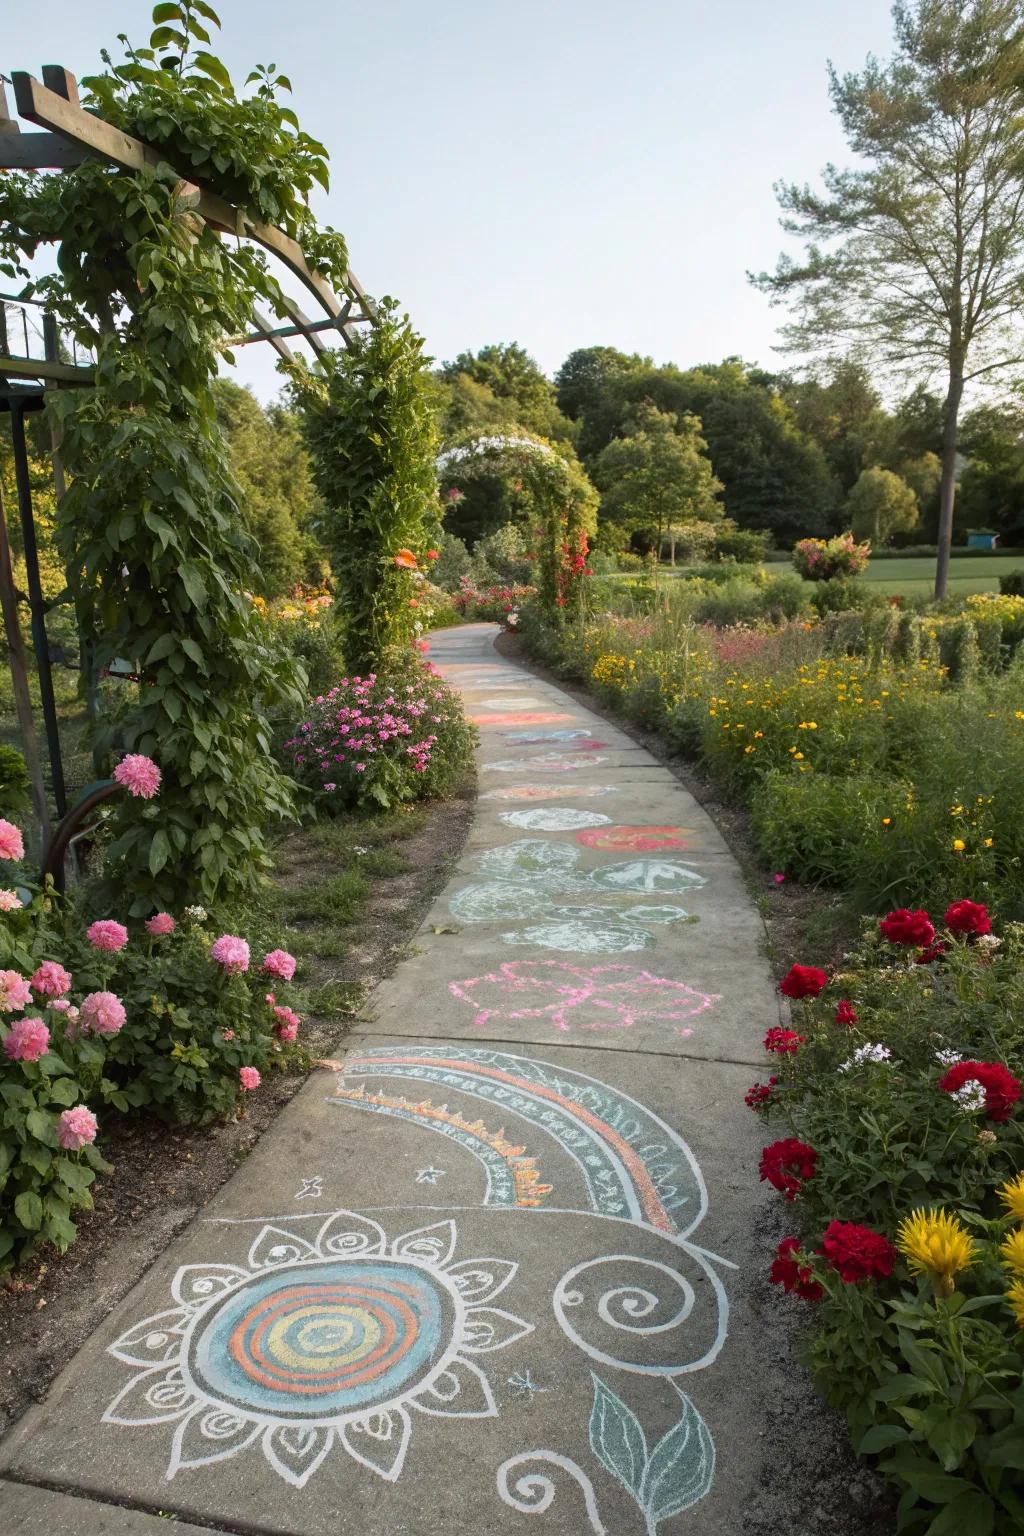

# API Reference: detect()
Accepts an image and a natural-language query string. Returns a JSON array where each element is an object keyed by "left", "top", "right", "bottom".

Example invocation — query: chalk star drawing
[
  {"left": 102, "top": 1211, "right": 533, "bottom": 1489},
  {"left": 330, "top": 1045, "right": 725, "bottom": 1531},
  {"left": 448, "top": 960, "right": 717, "bottom": 1036},
  {"left": 507, "top": 1370, "right": 548, "bottom": 1400},
  {"left": 294, "top": 1176, "right": 323, "bottom": 1201},
  {"left": 414, "top": 1166, "right": 446, "bottom": 1185}
]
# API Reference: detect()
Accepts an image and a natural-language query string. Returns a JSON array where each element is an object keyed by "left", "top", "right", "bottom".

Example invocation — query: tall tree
[
  {"left": 437, "top": 343, "right": 574, "bottom": 443},
  {"left": 753, "top": 0, "right": 1024, "bottom": 597},
  {"left": 554, "top": 345, "right": 649, "bottom": 422},
  {"left": 593, "top": 404, "right": 724, "bottom": 563},
  {"left": 847, "top": 465, "right": 921, "bottom": 544}
]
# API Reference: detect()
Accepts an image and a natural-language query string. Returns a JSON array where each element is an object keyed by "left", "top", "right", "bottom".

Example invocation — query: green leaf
[
  {"left": 641, "top": 1384, "right": 716, "bottom": 1526},
  {"left": 192, "top": 51, "right": 232, "bottom": 89},
  {"left": 14, "top": 1191, "right": 42, "bottom": 1231},
  {"left": 181, "top": 637, "right": 206, "bottom": 669},
  {"left": 151, "top": 3, "right": 185, "bottom": 22},
  {"left": 589, "top": 1373, "right": 647, "bottom": 1500},
  {"left": 882, "top": 1452, "right": 970, "bottom": 1505},
  {"left": 25, "top": 1108, "right": 57, "bottom": 1146},
  {"left": 179, "top": 563, "right": 207, "bottom": 607},
  {"left": 858, "top": 1424, "right": 909, "bottom": 1455},
  {"left": 48, "top": 1077, "right": 80, "bottom": 1107},
  {"left": 149, "top": 828, "right": 171, "bottom": 876},
  {"left": 926, "top": 1491, "right": 995, "bottom": 1536},
  {"left": 146, "top": 632, "right": 177, "bottom": 664}
]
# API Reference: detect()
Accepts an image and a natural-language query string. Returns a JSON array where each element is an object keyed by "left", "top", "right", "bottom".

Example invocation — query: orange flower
[{"left": 394, "top": 548, "right": 418, "bottom": 569}]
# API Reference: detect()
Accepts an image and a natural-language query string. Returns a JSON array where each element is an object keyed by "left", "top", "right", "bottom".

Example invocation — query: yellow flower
[
  {"left": 794, "top": 752, "right": 804, "bottom": 761},
  {"left": 984, "top": 838, "right": 994, "bottom": 848},
  {"left": 999, "top": 1173, "right": 1024, "bottom": 1222},
  {"left": 1000, "top": 1229, "right": 1024, "bottom": 1275},
  {"left": 896, "top": 1208, "right": 977, "bottom": 1292},
  {"left": 952, "top": 839, "right": 966, "bottom": 852},
  {"left": 1006, "top": 1279, "right": 1024, "bottom": 1328}
]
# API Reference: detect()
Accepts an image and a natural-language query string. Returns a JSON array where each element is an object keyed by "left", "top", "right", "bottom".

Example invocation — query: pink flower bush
[
  {"left": 449, "top": 960, "right": 719, "bottom": 1035},
  {"left": 222, "top": 1029, "right": 235, "bottom": 1041},
  {"left": 263, "top": 949, "right": 296, "bottom": 982},
  {"left": 3, "top": 1016, "right": 49, "bottom": 1061},
  {"left": 273, "top": 1005, "right": 300, "bottom": 1043},
  {"left": 0, "top": 970, "right": 33, "bottom": 1013},
  {"left": 79, "top": 990, "right": 126, "bottom": 1037},
  {"left": 114, "top": 753, "right": 161, "bottom": 799},
  {"left": 0, "top": 820, "right": 24, "bottom": 862},
  {"left": 30, "top": 961, "right": 72, "bottom": 998},
  {"left": 88, "top": 919, "right": 129, "bottom": 952},
  {"left": 239, "top": 1066, "right": 261, "bottom": 1090},
  {"left": 145, "top": 912, "right": 176, "bottom": 937},
  {"left": 0, "top": 889, "right": 22, "bottom": 912},
  {"left": 211, "top": 934, "right": 250, "bottom": 973},
  {"left": 57, "top": 1106, "right": 98, "bottom": 1151}
]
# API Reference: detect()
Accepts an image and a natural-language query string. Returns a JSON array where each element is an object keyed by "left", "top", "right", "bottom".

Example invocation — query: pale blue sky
[{"left": 5, "top": 0, "right": 897, "bottom": 399}]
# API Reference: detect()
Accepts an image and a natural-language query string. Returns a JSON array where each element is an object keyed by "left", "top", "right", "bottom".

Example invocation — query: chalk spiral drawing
[{"left": 499, "top": 809, "right": 612, "bottom": 833}]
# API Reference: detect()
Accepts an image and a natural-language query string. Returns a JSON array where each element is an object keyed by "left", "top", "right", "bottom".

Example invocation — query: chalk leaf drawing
[
  {"left": 480, "top": 785, "right": 618, "bottom": 802},
  {"left": 499, "top": 808, "right": 612, "bottom": 832},
  {"left": 576, "top": 826, "right": 696, "bottom": 853},
  {"left": 591, "top": 861, "right": 707, "bottom": 895},
  {"left": 103, "top": 1211, "right": 532, "bottom": 1489},
  {"left": 588, "top": 1374, "right": 715, "bottom": 1533},
  {"left": 449, "top": 960, "right": 718, "bottom": 1034}
]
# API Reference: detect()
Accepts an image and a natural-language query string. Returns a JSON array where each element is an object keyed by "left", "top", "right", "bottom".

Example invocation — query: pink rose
[
  {"left": 57, "top": 1105, "right": 98, "bottom": 1151},
  {"left": 273, "top": 1005, "right": 300, "bottom": 1043},
  {"left": 4, "top": 1016, "right": 49, "bottom": 1062},
  {"left": 239, "top": 1066, "right": 261, "bottom": 1090},
  {"left": 0, "top": 970, "right": 33, "bottom": 1013},
  {"left": 0, "top": 820, "right": 24, "bottom": 862},
  {"left": 211, "top": 935, "right": 250, "bottom": 973},
  {"left": 145, "top": 912, "right": 176, "bottom": 937},
  {"left": 79, "top": 990, "right": 126, "bottom": 1037},
  {"left": 263, "top": 949, "right": 296, "bottom": 982},
  {"left": 0, "top": 889, "right": 22, "bottom": 912},
  {"left": 30, "top": 960, "right": 72, "bottom": 998},
  {"left": 113, "top": 754, "right": 161, "bottom": 799},
  {"left": 88, "top": 920, "right": 129, "bottom": 952},
  {"left": 222, "top": 1029, "right": 235, "bottom": 1041}
]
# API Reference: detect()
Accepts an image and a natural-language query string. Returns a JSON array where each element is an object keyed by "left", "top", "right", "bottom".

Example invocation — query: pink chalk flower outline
[{"left": 448, "top": 960, "right": 719, "bottom": 1035}]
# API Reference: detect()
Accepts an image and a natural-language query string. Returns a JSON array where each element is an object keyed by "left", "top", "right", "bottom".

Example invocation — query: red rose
[
  {"left": 759, "top": 1137, "right": 818, "bottom": 1201},
  {"left": 916, "top": 941, "right": 947, "bottom": 966},
  {"left": 769, "top": 1237, "right": 824, "bottom": 1301},
  {"left": 834, "top": 1000, "right": 858, "bottom": 1026},
  {"left": 764, "top": 1027, "right": 805, "bottom": 1054},
  {"left": 745, "top": 1077, "right": 778, "bottom": 1110},
  {"left": 819, "top": 1220, "right": 896, "bottom": 1283},
  {"left": 944, "top": 900, "right": 991, "bottom": 937},
  {"left": 779, "top": 964, "right": 827, "bottom": 1000},
  {"left": 939, "top": 1060, "right": 1021, "bottom": 1122},
  {"left": 879, "top": 908, "right": 935, "bottom": 946}
]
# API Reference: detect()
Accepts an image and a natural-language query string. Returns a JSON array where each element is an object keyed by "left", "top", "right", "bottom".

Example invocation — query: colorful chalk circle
[
  {"left": 479, "top": 839, "right": 588, "bottom": 888},
  {"left": 501, "top": 921, "right": 656, "bottom": 954},
  {"left": 590, "top": 860, "right": 708, "bottom": 894},
  {"left": 449, "top": 882, "right": 555, "bottom": 922},
  {"left": 576, "top": 825, "right": 697, "bottom": 852},
  {"left": 480, "top": 784, "right": 618, "bottom": 802},
  {"left": 505, "top": 729, "right": 592, "bottom": 744}
]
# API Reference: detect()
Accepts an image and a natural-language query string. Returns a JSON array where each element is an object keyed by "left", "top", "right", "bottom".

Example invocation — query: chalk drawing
[
  {"left": 471, "top": 712, "right": 574, "bottom": 727},
  {"left": 450, "top": 882, "right": 556, "bottom": 923},
  {"left": 479, "top": 839, "right": 589, "bottom": 889},
  {"left": 508, "top": 1370, "right": 548, "bottom": 1400},
  {"left": 499, "top": 809, "right": 612, "bottom": 833},
  {"left": 505, "top": 729, "right": 592, "bottom": 744},
  {"left": 103, "top": 1211, "right": 533, "bottom": 1488},
  {"left": 480, "top": 785, "right": 618, "bottom": 802},
  {"left": 481, "top": 698, "right": 547, "bottom": 710},
  {"left": 487, "top": 754, "right": 609, "bottom": 774},
  {"left": 590, "top": 861, "right": 708, "bottom": 895},
  {"left": 576, "top": 826, "right": 697, "bottom": 853},
  {"left": 448, "top": 960, "right": 717, "bottom": 1035},
  {"left": 501, "top": 921, "right": 656, "bottom": 954},
  {"left": 414, "top": 1166, "right": 446, "bottom": 1185},
  {"left": 294, "top": 1176, "right": 323, "bottom": 1201}
]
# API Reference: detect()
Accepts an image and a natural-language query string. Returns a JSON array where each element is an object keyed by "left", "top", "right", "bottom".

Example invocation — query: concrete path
[{"left": 0, "top": 624, "right": 783, "bottom": 1536}]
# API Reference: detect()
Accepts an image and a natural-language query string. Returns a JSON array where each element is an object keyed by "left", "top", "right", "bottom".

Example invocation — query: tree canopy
[{"left": 593, "top": 404, "right": 723, "bottom": 561}]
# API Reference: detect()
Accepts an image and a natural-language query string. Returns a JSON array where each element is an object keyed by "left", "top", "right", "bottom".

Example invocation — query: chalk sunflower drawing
[{"left": 102, "top": 1212, "right": 532, "bottom": 1489}]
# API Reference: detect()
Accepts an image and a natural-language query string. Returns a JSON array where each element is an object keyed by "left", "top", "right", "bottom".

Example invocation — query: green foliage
[
  {"left": 297, "top": 303, "right": 440, "bottom": 674},
  {"left": 849, "top": 467, "right": 921, "bottom": 546},
  {"left": 213, "top": 380, "right": 326, "bottom": 595},
  {"left": 438, "top": 343, "right": 574, "bottom": 444},
  {"left": 593, "top": 403, "right": 724, "bottom": 560},
  {"left": 0, "top": 747, "right": 31, "bottom": 820}
]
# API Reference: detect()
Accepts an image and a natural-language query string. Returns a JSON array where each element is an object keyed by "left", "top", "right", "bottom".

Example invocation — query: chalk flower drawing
[
  {"left": 102, "top": 1212, "right": 532, "bottom": 1489},
  {"left": 449, "top": 960, "right": 718, "bottom": 1033},
  {"left": 499, "top": 808, "right": 612, "bottom": 832}
]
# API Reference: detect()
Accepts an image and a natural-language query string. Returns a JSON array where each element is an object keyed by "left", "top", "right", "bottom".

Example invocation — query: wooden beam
[
  {"left": 249, "top": 308, "right": 296, "bottom": 365},
  {"left": 0, "top": 354, "right": 94, "bottom": 384},
  {"left": 0, "top": 132, "right": 90, "bottom": 169},
  {"left": 0, "top": 477, "right": 51, "bottom": 840},
  {"left": 279, "top": 295, "right": 329, "bottom": 358},
  {"left": 0, "top": 80, "right": 19, "bottom": 135},
  {"left": 40, "top": 66, "right": 80, "bottom": 107}
]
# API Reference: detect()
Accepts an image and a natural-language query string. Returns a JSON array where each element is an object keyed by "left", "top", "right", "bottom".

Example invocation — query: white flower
[
  {"left": 935, "top": 1049, "right": 962, "bottom": 1067},
  {"left": 184, "top": 905, "right": 208, "bottom": 922},
  {"left": 976, "top": 934, "right": 1001, "bottom": 951},
  {"left": 952, "top": 1082, "right": 986, "bottom": 1112},
  {"left": 839, "top": 1042, "right": 892, "bottom": 1072}
]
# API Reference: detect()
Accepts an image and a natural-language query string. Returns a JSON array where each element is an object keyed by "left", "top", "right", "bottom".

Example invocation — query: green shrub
[
  {"left": 998, "top": 569, "right": 1024, "bottom": 597},
  {"left": 712, "top": 525, "right": 772, "bottom": 563},
  {"left": 0, "top": 746, "right": 30, "bottom": 820}
]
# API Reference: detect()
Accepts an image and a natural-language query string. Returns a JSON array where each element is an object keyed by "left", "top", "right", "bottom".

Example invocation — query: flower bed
[
  {"left": 755, "top": 905, "right": 1024, "bottom": 1533},
  {"left": 451, "top": 575, "right": 536, "bottom": 622},
  {"left": 284, "top": 658, "right": 475, "bottom": 810}
]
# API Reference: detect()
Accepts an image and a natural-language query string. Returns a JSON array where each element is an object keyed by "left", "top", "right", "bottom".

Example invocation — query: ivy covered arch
[{"left": 437, "top": 430, "right": 597, "bottom": 618}]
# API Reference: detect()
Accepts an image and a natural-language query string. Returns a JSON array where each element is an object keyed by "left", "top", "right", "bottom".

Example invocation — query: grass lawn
[{"left": 764, "top": 551, "right": 1024, "bottom": 598}]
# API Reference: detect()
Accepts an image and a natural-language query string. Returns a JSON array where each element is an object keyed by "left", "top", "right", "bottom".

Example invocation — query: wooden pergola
[{"left": 0, "top": 62, "right": 374, "bottom": 843}]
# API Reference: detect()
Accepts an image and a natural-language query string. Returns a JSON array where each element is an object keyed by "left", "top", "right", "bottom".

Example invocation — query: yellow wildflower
[
  {"left": 1000, "top": 1229, "right": 1024, "bottom": 1275},
  {"left": 984, "top": 838, "right": 994, "bottom": 848},
  {"left": 896, "top": 1208, "right": 977, "bottom": 1294},
  {"left": 952, "top": 839, "right": 966, "bottom": 852},
  {"left": 999, "top": 1173, "right": 1024, "bottom": 1222},
  {"left": 1006, "top": 1279, "right": 1024, "bottom": 1328},
  {"left": 882, "top": 817, "right": 891, "bottom": 827}
]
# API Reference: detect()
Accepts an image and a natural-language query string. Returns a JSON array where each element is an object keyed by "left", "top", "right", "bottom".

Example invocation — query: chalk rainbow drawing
[
  {"left": 576, "top": 826, "right": 697, "bottom": 853},
  {"left": 499, "top": 809, "right": 612, "bottom": 832},
  {"left": 102, "top": 1209, "right": 533, "bottom": 1488},
  {"left": 480, "top": 697, "right": 547, "bottom": 710},
  {"left": 487, "top": 754, "right": 609, "bottom": 774},
  {"left": 504, "top": 729, "right": 592, "bottom": 744},
  {"left": 471, "top": 712, "right": 573, "bottom": 727}
]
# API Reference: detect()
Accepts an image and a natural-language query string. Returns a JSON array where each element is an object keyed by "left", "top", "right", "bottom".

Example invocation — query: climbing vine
[
  {"left": 296, "top": 303, "right": 441, "bottom": 673},
  {"left": 438, "top": 431, "right": 597, "bottom": 620},
  {"left": 0, "top": 2, "right": 352, "bottom": 913}
]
